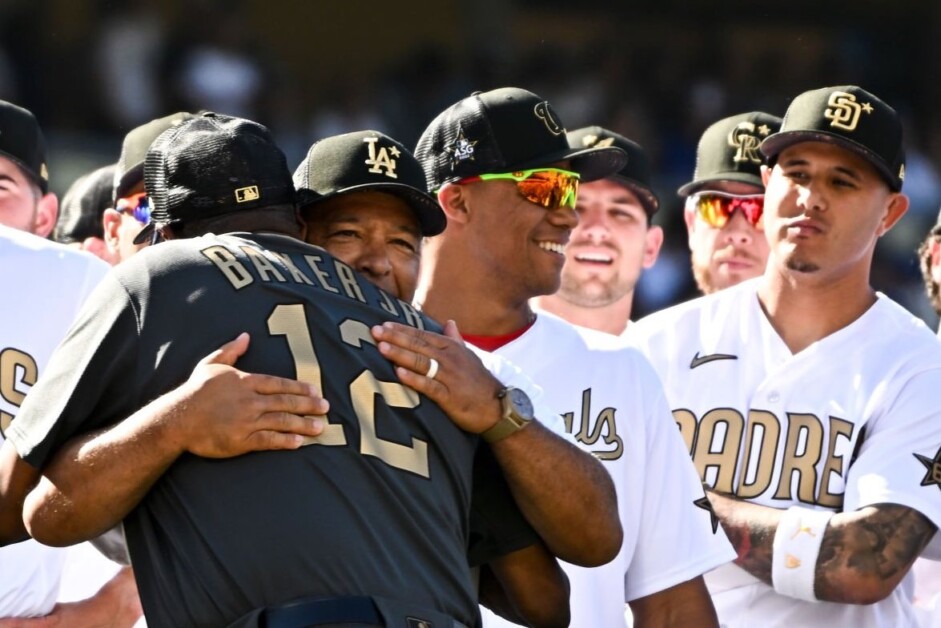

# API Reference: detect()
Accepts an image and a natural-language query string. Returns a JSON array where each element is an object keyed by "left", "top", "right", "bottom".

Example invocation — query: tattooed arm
[{"left": 707, "top": 491, "right": 937, "bottom": 604}]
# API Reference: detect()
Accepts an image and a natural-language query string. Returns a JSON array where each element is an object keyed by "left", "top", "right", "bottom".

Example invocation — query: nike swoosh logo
[{"left": 690, "top": 351, "right": 738, "bottom": 369}]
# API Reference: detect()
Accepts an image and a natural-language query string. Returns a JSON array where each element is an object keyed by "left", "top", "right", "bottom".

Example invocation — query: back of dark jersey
[{"left": 11, "top": 232, "right": 478, "bottom": 627}]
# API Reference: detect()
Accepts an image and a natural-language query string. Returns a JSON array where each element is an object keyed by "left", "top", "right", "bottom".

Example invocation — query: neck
[
  {"left": 757, "top": 263, "right": 876, "bottom": 354},
  {"left": 416, "top": 237, "right": 535, "bottom": 336},
  {"left": 533, "top": 292, "right": 633, "bottom": 336}
]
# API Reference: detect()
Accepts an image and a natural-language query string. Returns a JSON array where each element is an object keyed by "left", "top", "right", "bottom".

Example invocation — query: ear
[
  {"left": 877, "top": 192, "right": 909, "bottom": 236},
  {"left": 643, "top": 225, "right": 664, "bottom": 269},
  {"left": 760, "top": 164, "right": 772, "bottom": 187},
  {"left": 437, "top": 183, "right": 469, "bottom": 225},
  {"left": 683, "top": 201, "right": 697, "bottom": 247},
  {"left": 32, "top": 192, "right": 58, "bottom": 238},
  {"left": 102, "top": 208, "right": 122, "bottom": 252}
]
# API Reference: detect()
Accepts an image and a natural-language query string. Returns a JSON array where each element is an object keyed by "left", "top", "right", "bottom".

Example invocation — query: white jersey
[
  {"left": 629, "top": 278, "right": 941, "bottom": 628},
  {"left": 0, "top": 225, "right": 109, "bottom": 617},
  {"left": 481, "top": 311, "right": 735, "bottom": 628}
]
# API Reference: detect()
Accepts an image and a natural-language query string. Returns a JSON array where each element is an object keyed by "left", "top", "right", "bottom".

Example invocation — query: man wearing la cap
[
  {"left": 293, "top": 129, "right": 628, "bottom": 624},
  {"left": 679, "top": 112, "right": 783, "bottom": 294},
  {"left": 533, "top": 126, "right": 664, "bottom": 336},
  {"left": 631, "top": 85, "right": 941, "bottom": 627},
  {"left": 7, "top": 113, "right": 596, "bottom": 627},
  {"left": 410, "top": 86, "right": 733, "bottom": 627}
]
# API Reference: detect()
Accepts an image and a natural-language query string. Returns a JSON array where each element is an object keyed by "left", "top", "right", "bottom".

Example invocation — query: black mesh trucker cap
[
  {"left": 135, "top": 112, "right": 295, "bottom": 244},
  {"left": 414, "top": 87, "right": 627, "bottom": 192}
]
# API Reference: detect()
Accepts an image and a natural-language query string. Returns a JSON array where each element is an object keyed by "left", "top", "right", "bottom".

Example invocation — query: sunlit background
[{"left": 4, "top": 0, "right": 940, "bottom": 323}]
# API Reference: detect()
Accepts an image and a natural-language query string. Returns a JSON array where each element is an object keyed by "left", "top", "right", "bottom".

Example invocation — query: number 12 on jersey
[{"left": 267, "top": 303, "right": 430, "bottom": 477}]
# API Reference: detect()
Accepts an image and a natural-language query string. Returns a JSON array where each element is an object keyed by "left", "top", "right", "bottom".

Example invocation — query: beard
[{"left": 557, "top": 270, "right": 632, "bottom": 308}]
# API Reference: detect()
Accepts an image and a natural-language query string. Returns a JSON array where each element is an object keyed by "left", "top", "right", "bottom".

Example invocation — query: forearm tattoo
[{"left": 815, "top": 504, "right": 937, "bottom": 600}]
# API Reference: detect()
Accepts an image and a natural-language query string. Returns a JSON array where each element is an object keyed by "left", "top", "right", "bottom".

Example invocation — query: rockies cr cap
[
  {"left": 567, "top": 126, "right": 659, "bottom": 217},
  {"left": 677, "top": 111, "right": 782, "bottom": 196},
  {"left": 114, "top": 111, "right": 196, "bottom": 201},
  {"left": 0, "top": 99, "right": 49, "bottom": 193},
  {"left": 294, "top": 130, "right": 446, "bottom": 236},
  {"left": 414, "top": 87, "right": 627, "bottom": 192},
  {"left": 760, "top": 85, "right": 905, "bottom": 192},
  {"left": 54, "top": 163, "right": 117, "bottom": 243},
  {"left": 135, "top": 112, "right": 295, "bottom": 244}
]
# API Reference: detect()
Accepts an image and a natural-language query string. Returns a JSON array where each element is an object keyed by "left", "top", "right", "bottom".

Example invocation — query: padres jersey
[
  {"left": 629, "top": 278, "right": 941, "bottom": 628},
  {"left": 9, "top": 232, "right": 530, "bottom": 627},
  {"left": 0, "top": 225, "right": 109, "bottom": 617},
  {"left": 479, "top": 311, "right": 735, "bottom": 628}
]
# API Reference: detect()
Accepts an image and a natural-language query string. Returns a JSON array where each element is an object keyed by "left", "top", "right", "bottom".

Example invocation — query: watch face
[{"left": 507, "top": 387, "right": 535, "bottom": 420}]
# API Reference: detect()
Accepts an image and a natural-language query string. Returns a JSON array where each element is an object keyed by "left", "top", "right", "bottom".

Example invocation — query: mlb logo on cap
[{"left": 236, "top": 186, "right": 260, "bottom": 203}]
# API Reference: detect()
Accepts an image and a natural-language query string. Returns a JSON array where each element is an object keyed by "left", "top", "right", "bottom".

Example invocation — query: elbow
[
  {"left": 818, "top": 575, "right": 897, "bottom": 606},
  {"left": 564, "top": 520, "right": 623, "bottom": 567},
  {"left": 22, "top": 490, "right": 72, "bottom": 547}
]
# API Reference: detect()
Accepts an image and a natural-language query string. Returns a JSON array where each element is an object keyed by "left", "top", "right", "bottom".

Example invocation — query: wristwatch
[{"left": 481, "top": 386, "right": 535, "bottom": 443}]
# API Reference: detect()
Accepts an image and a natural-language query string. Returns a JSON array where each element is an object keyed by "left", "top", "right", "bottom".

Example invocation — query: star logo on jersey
[
  {"left": 694, "top": 495, "right": 720, "bottom": 534},
  {"left": 689, "top": 351, "right": 738, "bottom": 369},
  {"left": 914, "top": 446, "right": 941, "bottom": 492}
]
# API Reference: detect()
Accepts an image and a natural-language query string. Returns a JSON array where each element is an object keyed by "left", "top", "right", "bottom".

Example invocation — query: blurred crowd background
[{"left": 4, "top": 0, "right": 940, "bottom": 324}]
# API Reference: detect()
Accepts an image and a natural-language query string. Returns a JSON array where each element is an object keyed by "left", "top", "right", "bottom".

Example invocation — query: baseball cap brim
[
  {"left": 760, "top": 130, "right": 900, "bottom": 191},
  {"left": 611, "top": 176, "right": 660, "bottom": 217},
  {"left": 0, "top": 149, "right": 47, "bottom": 193},
  {"left": 509, "top": 145, "right": 628, "bottom": 183},
  {"left": 677, "top": 172, "right": 765, "bottom": 197},
  {"left": 300, "top": 182, "right": 446, "bottom": 237}
]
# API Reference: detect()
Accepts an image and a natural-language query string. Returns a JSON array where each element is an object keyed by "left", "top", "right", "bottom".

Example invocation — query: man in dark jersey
[{"left": 7, "top": 114, "right": 601, "bottom": 627}]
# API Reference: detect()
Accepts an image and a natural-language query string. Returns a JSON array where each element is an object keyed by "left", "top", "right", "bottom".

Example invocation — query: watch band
[{"left": 481, "top": 386, "right": 534, "bottom": 444}]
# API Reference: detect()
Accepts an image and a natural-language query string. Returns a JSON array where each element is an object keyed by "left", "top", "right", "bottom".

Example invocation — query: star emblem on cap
[
  {"left": 443, "top": 126, "right": 478, "bottom": 171},
  {"left": 758, "top": 124, "right": 771, "bottom": 136},
  {"left": 914, "top": 446, "right": 941, "bottom": 492},
  {"left": 694, "top": 495, "right": 721, "bottom": 534},
  {"left": 389, "top": 145, "right": 401, "bottom": 158},
  {"left": 861, "top": 102, "right": 874, "bottom": 114}
]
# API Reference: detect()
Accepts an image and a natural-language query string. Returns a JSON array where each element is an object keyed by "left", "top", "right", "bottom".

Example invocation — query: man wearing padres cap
[
  {"left": 533, "top": 126, "right": 664, "bottom": 336},
  {"left": 631, "top": 85, "right": 941, "bottom": 627},
  {"left": 8, "top": 113, "right": 588, "bottom": 627},
  {"left": 678, "top": 111, "right": 783, "bottom": 294},
  {"left": 408, "top": 87, "right": 732, "bottom": 627}
]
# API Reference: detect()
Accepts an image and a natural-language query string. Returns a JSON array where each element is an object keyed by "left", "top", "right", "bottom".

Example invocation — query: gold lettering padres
[
  {"left": 727, "top": 122, "right": 763, "bottom": 164},
  {"left": 363, "top": 137, "right": 399, "bottom": 179},
  {"left": 674, "top": 407, "right": 855, "bottom": 507},
  {"left": 824, "top": 91, "right": 872, "bottom": 132}
]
